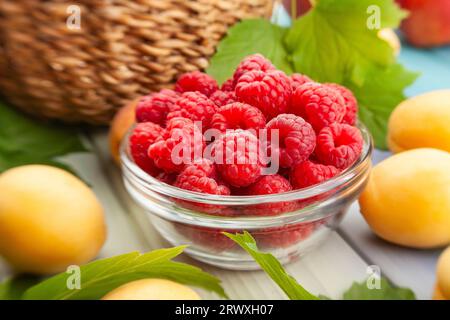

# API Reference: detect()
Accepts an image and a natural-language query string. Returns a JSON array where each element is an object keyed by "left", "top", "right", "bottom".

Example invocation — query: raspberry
[
  {"left": 290, "top": 73, "right": 313, "bottom": 89},
  {"left": 175, "top": 223, "right": 236, "bottom": 252},
  {"left": 242, "top": 175, "right": 297, "bottom": 216},
  {"left": 210, "top": 102, "right": 266, "bottom": 133},
  {"left": 325, "top": 83, "right": 358, "bottom": 125},
  {"left": 209, "top": 90, "right": 236, "bottom": 107},
  {"left": 167, "top": 92, "right": 218, "bottom": 131},
  {"left": 265, "top": 114, "right": 316, "bottom": 168},
  {"left": 290, "top": 160, "right": 340, "bottom": 189},
  {"left": 135, "top": 89, "right": 178, "bottom": 126},
  {"left": 235, "top": 70, "right": 292, "bottom": 120},
  {"left": 211, "top": 130, "right": 263, "bottom": 187},
  {"left": 148, "top": 117, "right": 204, "bottom": 173},
  {"left": 315, "top": 123, "right": 364, "bottom": 170},
  {"left": 221, "top": 78, "right": 235, "bottom": 92},
  {"left": 155, "top": 171, "right": 177, "bottom": 185},
  {"left": 290, "top": 82, "right": 346, "bottom": 132},
  {"left": 233, "top": 54, "right": 275, "bottom": 84},
  {"left": 253, "top": 223, "right": 315, "bottom": 249},
  {"left": 174, "top": 159, "right": 230, "bottom": 196},
  {"left": 175, "top": 71, "right": 218, "bottom": 97},
  {"left": 129, "top": 122, "right": 164, "bottom": 175}
]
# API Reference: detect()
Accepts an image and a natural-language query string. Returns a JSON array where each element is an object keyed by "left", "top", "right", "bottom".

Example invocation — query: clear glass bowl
[{"left": 120, "top": 124, "right": 373, "bottom": 270}]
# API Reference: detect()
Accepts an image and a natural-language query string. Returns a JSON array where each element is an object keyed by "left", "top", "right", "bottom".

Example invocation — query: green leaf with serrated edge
[
  {"left": 347, "top": 63, "right": 419, "bottom": 149},
  {"left": 23, "top": 247, "right": 227, "bottom": 300},
  {"left": 0, "top": 275, "right": 41, "bottom": 300},
  {"left": 207, "top": 19, "right": 293, "bottom": 84},
  {"left": 225, "top": 232, "right": 319, "bottom": 300},
  {"left": 0, "top": 101, "right": 87, "bottom": 174},
  {"left": 285, "top": 0, "right": 407, "bottom": 84},
  {"left": 282, "top": 0, "right": 416, "bottom": 149},
  {"left": 343, "top": 278, "right": 416, "bottom": 300}
]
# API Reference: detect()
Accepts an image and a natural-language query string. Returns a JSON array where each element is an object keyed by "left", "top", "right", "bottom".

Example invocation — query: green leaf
[
  {"left": 347, "top": 64, "right": 419, "bottom": 148},
  {"left": 0, "top": 101, "right": 87, "bottom": 174},
  {"left": 207, "top": 0, "right": 417, "bottom": 149},
  {"left": 343, "top": 278, "right": 416, "bottom": 300},
  {"left": 207, "top": 19, "right": 293, "bottom": 84},
  {"left": 285, "top": 0, "right": 407, "bottom": 84},
  {"left": 23, "top": 247, "right": 226, "bottom": 300},
  {"left": 225, "top": 232, "right": 318, "bottom": 300},
  {"left": 283, "top": 0, "right": 416, "bottom": 149},
  {"left": 0, "top": 275, "right": 41, "bottom": 300}
]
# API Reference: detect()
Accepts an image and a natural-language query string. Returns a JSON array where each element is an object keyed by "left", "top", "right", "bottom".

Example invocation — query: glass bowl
[{"left": 120, "top": 124, "right": 373, "bottom": 270}]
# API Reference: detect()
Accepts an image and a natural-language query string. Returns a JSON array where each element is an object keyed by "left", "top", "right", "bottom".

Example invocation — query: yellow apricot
[
  {"left": 435, "top": 246, "right": 450, "bottom": 299},
  {"left": 388, "top": 90, "right": 450, "bottom": 153},
  {"left": 433, "top": 285, "right": 446, "bottom": 300},
  {"left": 359, "top": 148, "right": 450, "bottom": 249},
  {"left": 0, "top": 165, "right": 106, "bottom": 274},
  {"left": 109, "top": 98, "right": 138, "bottom": 166},
  {"left": 102, "top": 279, "right": 201, "bottom": 300},
  {"left": 378, "top": 28, "right": 401, "bottom": 56}
]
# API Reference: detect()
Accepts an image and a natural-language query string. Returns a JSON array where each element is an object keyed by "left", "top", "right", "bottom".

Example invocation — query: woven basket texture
[{"left": 0, "top": 0, "right": 273, "bottom": 124}]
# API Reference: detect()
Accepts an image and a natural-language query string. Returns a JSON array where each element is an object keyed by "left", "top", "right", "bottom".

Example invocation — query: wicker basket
[{"left": 0, "top": 0, "right": 273, "bottom": 125}]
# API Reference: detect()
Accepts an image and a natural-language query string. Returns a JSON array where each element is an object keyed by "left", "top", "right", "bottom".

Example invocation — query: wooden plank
[{"left": 90, "top": 131, "right": 370, "bottom": 299}]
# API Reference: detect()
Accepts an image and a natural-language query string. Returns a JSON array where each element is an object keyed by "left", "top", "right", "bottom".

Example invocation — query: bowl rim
[{"left": 120, "top": 122, "right": 373, "bottom": 206}]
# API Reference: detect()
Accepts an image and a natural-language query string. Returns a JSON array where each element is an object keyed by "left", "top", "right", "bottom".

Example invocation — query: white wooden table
[{"left": 1, "top": 130, "right": 439, "bottom": 300}]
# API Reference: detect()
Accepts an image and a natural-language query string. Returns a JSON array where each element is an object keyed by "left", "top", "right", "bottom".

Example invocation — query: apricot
[
  {"left": 434, "top": 246, "right": 450, "bottom": 300},
  {"left": 102, "top": 279, "right": 201, "bottom": 300},
  {"left": 109, "top": 98, "right": 138, "bottom": 166},
  {"left": 388, "top": 90, "right": 450, "bottom": 153},
  {"left": 0, "top": 165, "right": 106, "bottom": 274},
  {"left": 359, "top": 148, "right": 450, "bottom": 249},
  {"left": 378, "top": 28, "right": 401, "bottom": 56}
]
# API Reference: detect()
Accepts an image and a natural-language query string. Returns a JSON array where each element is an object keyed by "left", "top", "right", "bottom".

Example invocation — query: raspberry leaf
[
  {"left": 207, "top": 19, "right": 293, "bottom": 84},
  {"left": 207, "top": 0, "right": 419, "bottom": 149},
  {"left": 0, "top": 101, "right": 87, "bottom": 174},
  {"left": 22, "top": 247, "right": 227, "bottom": 300},
  {"left": 346, "top": 63, "right": 418, "bottom": 149},
  {"left": 285, "top": 0, "right": 407, "bottom": 84},
  {"left": 343, "top": 278, "right": 416, "bottom": 300},
  {"left": 0, "top": 276, "right": 41, "bottom": 300},
  {"left": 284, "top": 0, "right": 419, "bottom": 149},
  {"left": 225, "top": 231, "right": 319, "bottom": 300}
]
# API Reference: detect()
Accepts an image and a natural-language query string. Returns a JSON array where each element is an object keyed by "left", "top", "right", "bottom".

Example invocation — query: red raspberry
[
  {"left": 325, "top": 83, "right": 358, "bottom": 125},
  {"left": 290, "top": 82, "right": 346, "bottom": 132},
  {"left": 243, "top": 175, "right": 297, "bottom": 216},
  {"left": 175, "top": 71, "right": 218, "bottom": 97},
  {"left": 129, "top": 122, "right": 164, "bottom": 175},
  {"left": 211, "top": 130, "right": 263, "bottom": 187},
  {"left": 315, "top": 123, "right": 363, "bottom": 170},
  {"left": 235, "top": 70, "right": 292, "bottom": 120},
  {"left": 210, "top": 102, "right": 266, "bottom": 133},
  {"left": 290, "top": 160, "right": 340, "bottom": 189},
  {"left": 135, "top": 89, "right": 178, "bottom": 126},
  {"left": 175, "top": 224, "right": 236, "bottom": 252},
  {"left": 155, "top": 171, "right": 177, "bottom": 185},
  {"left": 167, "top": 92, "right": 218, "bottom": 131},
  {"left": 233, "top": 54, "right": 275, "bottom": 84},
  {"left": 148, "top": 117, "right": 204, "bottom": 173},
  {"left": 209, "top": 90, "right": 236, "bottom": 107},
  {"left": 253, "top": 223, "right": 315, "bottom": 249},
  {"left": 265, "top": 114, "right": 316, "bottom": 168},
  {"left": 221, "top": 78, "right": 235, "bottom": 92},
  {"left": 174, "top": 159, "right": 230, "bottom": 196},
  {"left": 164, "top": 116, "right": 196, "bottom": 131},
  {"left": 290, "top": 73, "right": 313, "bottom": 89}
]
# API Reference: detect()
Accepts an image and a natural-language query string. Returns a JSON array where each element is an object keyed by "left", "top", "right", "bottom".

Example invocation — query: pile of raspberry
[{"left": 128, "top": 54, "right": 364, "bottom": 251}]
